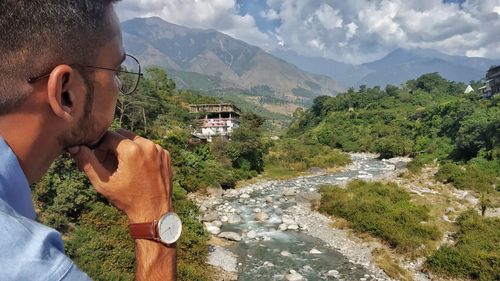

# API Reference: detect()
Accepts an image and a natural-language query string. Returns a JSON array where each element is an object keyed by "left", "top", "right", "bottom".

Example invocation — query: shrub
[
  {"left": 319, "top": 181, "right": 440, "bottom": 253},
  {"left": 426, "top": 210, "right": 500, "bottom": 281}
]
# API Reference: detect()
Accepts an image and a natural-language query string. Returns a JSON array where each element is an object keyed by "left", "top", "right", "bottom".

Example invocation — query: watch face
[{"left": 158, "top": 212, "right": 182, "bottom": 244}]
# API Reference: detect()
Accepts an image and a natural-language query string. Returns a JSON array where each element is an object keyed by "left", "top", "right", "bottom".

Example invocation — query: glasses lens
[{"left": 119, "top": 55, "right": 141, "bottom": 94}]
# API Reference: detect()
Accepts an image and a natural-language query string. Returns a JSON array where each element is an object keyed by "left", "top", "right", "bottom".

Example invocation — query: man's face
[{"left": 61, "top": 9, "right": 125, "bottom": 149}]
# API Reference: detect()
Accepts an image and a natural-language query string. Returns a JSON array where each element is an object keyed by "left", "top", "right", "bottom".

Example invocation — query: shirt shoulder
[{"left": 0, "top": 199, "right": 91, "bottom": 281}]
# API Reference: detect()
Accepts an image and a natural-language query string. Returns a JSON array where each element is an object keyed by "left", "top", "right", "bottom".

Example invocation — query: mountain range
[
  {"left": 121, "top": 17, "right": 499, "bottom": 117},
  {"left": 121, "top": 17, "right": 344, "bottom": 117},
  {"left": 272, "top": 48, "right": 500, "bottom": 88}
]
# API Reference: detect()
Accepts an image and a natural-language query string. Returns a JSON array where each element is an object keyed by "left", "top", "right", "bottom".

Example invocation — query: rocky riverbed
[{"left": 192, "top": 153, "right": 417, "bottom": 281}]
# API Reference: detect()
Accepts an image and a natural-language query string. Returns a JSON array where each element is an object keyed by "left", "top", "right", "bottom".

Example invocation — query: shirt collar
[{"left": 0, "top": 137, "right": 36, "bottom": 220}]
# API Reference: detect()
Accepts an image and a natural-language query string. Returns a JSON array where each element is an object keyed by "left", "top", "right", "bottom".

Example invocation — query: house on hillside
[
  {"left": 479, "top": 65, "right": 500, "bottom": 98},
  {"left": 189, "top": 103, "right": 241, "bottom": 142}
]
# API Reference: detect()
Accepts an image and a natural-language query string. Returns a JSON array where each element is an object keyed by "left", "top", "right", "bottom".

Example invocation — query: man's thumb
[{"left": 69, "top": 146, "right": 106, "bottom": 185}]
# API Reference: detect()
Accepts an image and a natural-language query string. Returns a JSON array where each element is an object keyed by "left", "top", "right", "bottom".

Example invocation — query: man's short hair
[{"left": 0, "top": 0, "right": 119, "bottom": 114}]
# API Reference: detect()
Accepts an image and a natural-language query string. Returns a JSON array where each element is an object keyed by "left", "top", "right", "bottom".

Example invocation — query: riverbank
[
  {"left": 194, "top": 152, "right": 494, "bottom": 280},
  {"left": 192, "top": 153, "right": 403, "bottom": 280}
]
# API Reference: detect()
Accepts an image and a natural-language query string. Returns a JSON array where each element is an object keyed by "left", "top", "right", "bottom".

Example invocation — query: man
[{"left": 0, "top": 1, "right": 177, "bottom": 280}]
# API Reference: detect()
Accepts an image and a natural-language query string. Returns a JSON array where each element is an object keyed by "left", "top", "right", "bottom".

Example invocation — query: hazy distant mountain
[
  {"left": 121, "top": 17, "right": 344, "bottom": 115},
  {"left": 273, "top": 48, "right": 500, "bottom": 88}
]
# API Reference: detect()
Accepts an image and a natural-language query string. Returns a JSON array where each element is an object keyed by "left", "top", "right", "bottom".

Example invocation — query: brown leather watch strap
[{"left": 129, "top": 221, "right": 159, "bottom": 241}]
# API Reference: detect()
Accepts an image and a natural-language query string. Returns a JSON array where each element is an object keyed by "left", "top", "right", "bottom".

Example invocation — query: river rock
[
  {"left": 278, "top": 224, "right": 288, "bottom": 231},
  {"left": 265, "top": 196, "right": 273, "bottom": 203},
  {"left": 212, "top": 220, "right": 222, "bottom": 227},
  {"left": 207, "top": 245, "right": 238, "bottom": 272},
  {"left": 253, "top": 208, "right": 262, "bottom": 213},
  {"left": 206, "top": 225, "right": 221, "bottom": 235},
  {"left": 206, "top": 184, "right": 223, "bottom": 197},
  {"left": 286, "top": 270, "right": 303, "bottom": 281},
  {"left": 326, "top": 270, "right": 340, "bottom": 278},
  {"left": 280, "top": 251, "right": 291, "bottom": 257},
  {"left": 202, "top": 212, "right": 219, "bottom": 222},
  {"left": 228, "top": 214, "right": 242, "bottom": 224},
  {"left": 282, "top": 216, "right": 296, "bottom": 225},
  {"left": 309, "top": 248, "right": 322, "bottom": 254},
  {"left": 287, "top": 224, "right": 299, "bottom": 230},
  {"left": 220, "top": 215, "right": 228, "bottom": 222},
  {"left": 240, "top": 193, "right": 250, "bottom": 199},
  {"left": 255, "top": 212, "right": 269, "bottom": 221},
  {"left": 263, "top": 261, "right": 274, "bottom": 267},
  {"left": 219, "top": 232, "right": 242, "bottom": 241},
  {"left": 283, "top": 189, "right": 296, "bottom": 196},
  {"left": 247, "top": 230, "right": 257, "bottom": 239},
  {"left": 296, "top": 192, "right": 321, "bottom": 204}
]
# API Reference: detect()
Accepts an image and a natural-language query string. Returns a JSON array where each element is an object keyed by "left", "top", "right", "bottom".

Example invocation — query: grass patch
[
  {"left": 425, "top": 209, "right": 500, "bottom": 281},
  {"left": 373, "top": 248, "right": 413, "bottom": 281},
  {"left": 264, "top": 139, "right": 351, "bottom": 176},
  {"left": 319, "top": 180, "right": 441, "bottom": 255}
]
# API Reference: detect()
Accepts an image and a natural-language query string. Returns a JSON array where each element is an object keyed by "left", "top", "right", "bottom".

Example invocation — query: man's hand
[
  {"left": 69, "top": 129, "right": 172, "bottom": 223},
  {"left": 69, "top": 129, "right": 177, "bottom": 281}
]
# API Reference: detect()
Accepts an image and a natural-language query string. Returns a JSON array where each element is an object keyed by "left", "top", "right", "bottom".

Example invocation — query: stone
[
  {"left": 255, "top": 212, "right": 269, "bottom": 221},
  {"left": 202, "top": 212, "right": 219, "bottom": 222},
  {"left": 220, "top": 215, "right": 228, "bottom": 223},
  {"left": 285, "top": 272, "right": 303, "bottom": 281},
  {"left": 265, "top": 196, "right": 273, "bottom": 203},
  {"left": 207, "top": 245, "right": 238, "bottom": 272},
  {"left": 206, "top": 225, "right": 221, "bottom": 235},
  {"left": 240, "top": 193, "right": 250, "bottom": 199},
  {"left": 282, "top": 216, "right": 296, "bottom": 225},
  {"left": 247, "top": 230, "right": 257, "bottom": 239},
  {"left": 228, "top": 214, "right": 242, "bottom": 224},
  {"left": 253, "top": 208, "right": 261, "bottom": 213},
  {"left": 218, "top": 232, "right": 242, "bottom": 242},
  {"left": 263, "top": 261, "right": 274, "bottom": 267},
  {"left": 326, "top": 270, "right": 340, "bottom": 278},
  {"left": 309, "top": 248, "right": 322, "bottom": 254},
  {"left": 206, "top": 184, "right": 223, "bottom": 197},
  {"left": 278, "top": 224, "right": 288, "bottom": 231},
  {"left": 280, "top": 251, "right": 291, "bottom": 257},
  {"left": 283, "top": 189, "right": 296, "bottom": 196},
  {"left": 296, "top": 192, "right": 321, "bottom": 204},
  {"left": 287, "top": 224, "right": 299, "bottom": 230},
  {"left": 212, "top": 220, "right": 222, "bottom": 227}
]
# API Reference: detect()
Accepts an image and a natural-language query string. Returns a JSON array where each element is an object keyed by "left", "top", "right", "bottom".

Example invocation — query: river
[{"left": 200, "top": 153, "right": 407, "bottom": 281}]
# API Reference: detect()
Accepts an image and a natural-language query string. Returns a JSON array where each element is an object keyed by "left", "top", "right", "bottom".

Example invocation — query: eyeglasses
[{"left": 27, "top": 53, "right": 143, "bottom": 95}]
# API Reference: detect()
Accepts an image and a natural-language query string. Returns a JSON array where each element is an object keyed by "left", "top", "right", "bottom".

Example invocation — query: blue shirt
[{"left": 0, "top": 138, "right": 91, "bottom": 280}]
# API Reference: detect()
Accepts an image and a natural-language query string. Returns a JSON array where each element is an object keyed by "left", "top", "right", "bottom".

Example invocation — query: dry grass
[
  {"left": 329, "top": 217, "right": 351, "bottom": 229},
  {"left": 373, "top": 248, "right": 414, "bottom": 281}
]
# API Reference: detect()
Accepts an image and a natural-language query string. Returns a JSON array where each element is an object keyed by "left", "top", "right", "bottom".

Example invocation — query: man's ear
[{"left": 46, "top": 65, "right": 81, "bottom": 123}]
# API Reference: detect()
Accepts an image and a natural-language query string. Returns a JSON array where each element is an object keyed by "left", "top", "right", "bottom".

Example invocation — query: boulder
[
  {"left": 206, "top": 184, "right": 223, "bottom": 197},
  {"left": 247, "top": 230, "right": 257, "bottom": 239},
  {"left": 326, "top": 270, "right": 340, "bottom": 278},
  {"left": 255, "top": 212, "right": 269, "bottom": 222},
  {"left": 283, "top": 189, "right": 296, "bottom": 196},
  {"left": 212, "top": 220, "right": 222, "bottom": 227},
  {"left": 280, "top": 251, "right": 291, "bottom": 257},
  {"left": 278, "top": 224, "right": 288, "bottom": 231},
  {"left": 240, "top": 193, "right": 250, "bottom": 199},
  {"left": 287, "top": 224, "right": 299, "bottom": 230},
  {"left": 220, "top": 215, "right": 228, "bottom": 223},
  {"left": 206, "top": 225, "right": 221, "bottom": 235},
  {"left": 202, "top": 212, "right": 219, "bottom": 222},
  {"left": 309, "top": 248, "right": 322, "bottom": 254},
  {"left": 265, "top": 196, "right": 273, "bottom": 203},
  {"left": 218, "top": 232, "right": 242, "bottom": 242},
  {"left": 285, "top": 270, "right": 303, "bottom": 281},
  {"left": 282, "top": 216, "right": 296, "bottom": 225},
  {"left": 228, "top": 214, "right": 242, "bottom": 224}
]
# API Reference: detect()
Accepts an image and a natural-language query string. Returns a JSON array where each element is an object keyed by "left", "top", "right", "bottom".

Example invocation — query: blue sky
[{"left": 116, "top": 0, "right": 500, "bottom": 64}]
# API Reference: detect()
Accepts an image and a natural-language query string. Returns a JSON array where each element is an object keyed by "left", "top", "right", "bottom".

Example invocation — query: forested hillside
[
  {"left": 32, "top": 67, "right": 269, "bottom": 280},
  {"left": 288, "top": 73, "right": 499, "bottom": 280}
]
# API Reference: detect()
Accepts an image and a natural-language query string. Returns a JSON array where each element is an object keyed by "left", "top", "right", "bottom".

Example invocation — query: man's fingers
[
  {"left": 69, "top": 146, "right": 110, "bottom": 192},
  {"left": 93, "top": 131, "right": 132, "bottom": 155},
  {"left": 116, "top": 129, "right": 153, "bottom": 148}
]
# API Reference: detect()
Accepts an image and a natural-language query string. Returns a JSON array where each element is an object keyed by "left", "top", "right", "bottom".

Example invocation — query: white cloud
[{"left": 116, "top": 0, "right": 500, "bottom": 64}]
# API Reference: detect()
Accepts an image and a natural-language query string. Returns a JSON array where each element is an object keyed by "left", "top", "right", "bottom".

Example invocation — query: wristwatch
[{"left": 129, "top": 212, "right": 182, "bottom": 245}]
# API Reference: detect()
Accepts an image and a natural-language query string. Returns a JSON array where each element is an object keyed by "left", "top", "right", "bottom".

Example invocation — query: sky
[{"left": 115, "top": 0, "right": 500, "bottom": 65}]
